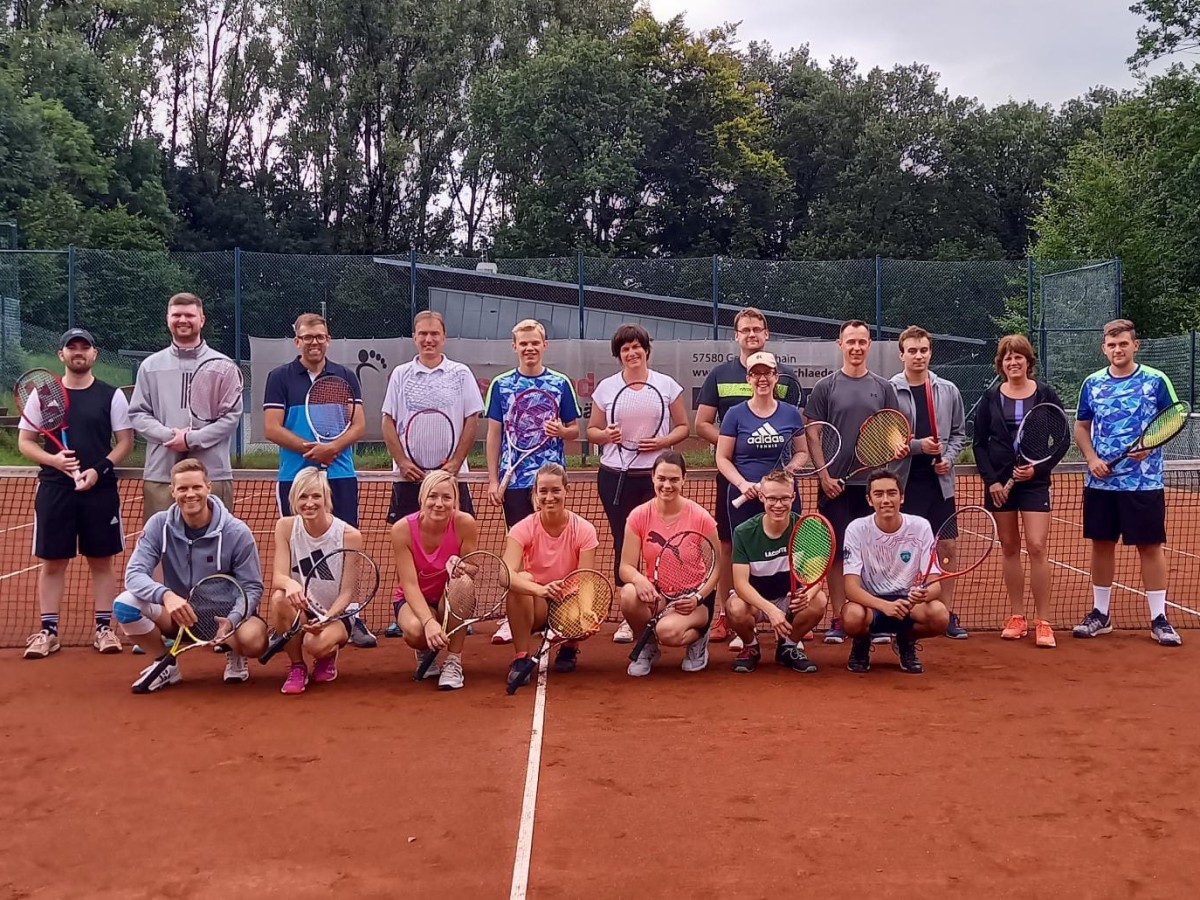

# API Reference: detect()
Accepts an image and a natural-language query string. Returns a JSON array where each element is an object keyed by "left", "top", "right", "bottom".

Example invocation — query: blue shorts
[{"left": 869, "top": 595, "right": 911, "bottom": 635}]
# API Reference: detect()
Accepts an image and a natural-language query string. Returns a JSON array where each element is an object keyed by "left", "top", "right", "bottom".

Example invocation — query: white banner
[{"left": 248, "top": 337, "right": 902, "bottom": 443}]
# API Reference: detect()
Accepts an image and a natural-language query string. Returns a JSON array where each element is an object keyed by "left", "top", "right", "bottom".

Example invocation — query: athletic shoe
[
  {"left": 438, "top": 655, "right": 465, "bottom": 690},
  {"left": 681, "top": 630, "right": 710, "bottom": 672},
  {"left": 413, "top": 650, "right": 441, "bottom": 680},
  {"left": 708, "top": 612, "right": 730, "bottom": 643},
  {"left": 728, "top": 633, "right": 745, "bottom": 652},
  {"left": 552, "top": 644, "right": 579, "bottom": 673},
  {"left": 775, "top": 642, "right": 818, "bottom": 673},
  {"left": 1034, "top": 619, "right": 1056, "bottom": 649},
  {"left": 1072, "top": 608, "right": 1112, "bottom": 639},
  {"left": 93, "top": 625, "right": 123, "bottom": 654},
  {"left": 492, "top": 618, "right": 514, "bottom": 645},
  {"left": 223, "top": 652, "right": 250, "bottom": 684},
  {"left": 1001, "top": 614, "right": 1029, "bottom": 640},
  {"left": 871, "top": 632, "right": 891, "bottom": 645},
  {"left": 847, "top": 636, "right": 871, "bottom": 673},
  {"left": 895, "top": 634, "right": 924, "bottom": 674},
  {"left": 626, "top": 640, "right": 660, "bottom": 677},
  {"left": 801, "top": 630, "right": 815, "bottom": 642},
  {"left": 23, "top": 630, "right": 61, "bottom": 659},
  {"left": 281, "top": 663, "right": 308, "bottom": 695},
  {"left": 312, "top": 649, "right": 339, "bottom": 682},
  {"left": 1151, "top": 615, "right": 1183, "bottom": 647},
  {"left": 946, "top": 613, "right": 968, "bottom": 640},
  {"left": 824, "top": 617, "right": 846, "bottom": 644},
  {"left": 131, "top": 660, "right": 181, "bottom": 693},
  {"left": 612, "top": 620, "right": 634, "bottom": 643},
  {"left": 349, "top": 617, "right": 377, "bottom": 648},
  {"left": 507, "top": 656, "right": 533, "bottom": 689},
  {"left": 384, "top": 622, "right": 404, "bottom": 638},
  {"left": 731, "top": 642, "right": 761, "bottom": 673}
]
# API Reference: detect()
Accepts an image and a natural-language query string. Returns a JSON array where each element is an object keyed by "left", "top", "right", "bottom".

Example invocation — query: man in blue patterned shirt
[{"left": 1072, "top": 318, "right": 1182, "bottom": 646}]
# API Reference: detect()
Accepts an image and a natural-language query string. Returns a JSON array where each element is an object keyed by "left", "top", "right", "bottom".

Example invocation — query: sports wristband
[{"left": 92, "top": 458, "right": 115, "bottom": 478}]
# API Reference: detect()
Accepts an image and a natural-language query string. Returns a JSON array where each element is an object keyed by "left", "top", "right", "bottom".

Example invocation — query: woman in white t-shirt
[{"left": 586, "top": 324, "right": 689, "bottom": 641}]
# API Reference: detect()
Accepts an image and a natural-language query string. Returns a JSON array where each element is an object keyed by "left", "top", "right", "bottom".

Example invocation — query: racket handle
[
  {"left": 505, "top": 655, "right": 537, "bottom": 695},
  {"left": 496, "top": 468, "right": 514, "bottom": 499},
  {"left": 413, "top": 648, "right": 439, "bottom": 682},
  {"left": 731, "top": 488, "right": 752, "bottom": 509},
  {"left": 132, "top": 654, "right": 175, "bottom": 695},
  {"left": 258, "top": 630, "right": 292, "bottom": 665},
  {"left": 627, "top": 623, "right": 656, "bottom": 663}
]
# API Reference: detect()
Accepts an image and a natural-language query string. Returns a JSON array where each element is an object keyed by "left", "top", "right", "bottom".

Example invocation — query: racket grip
[
  {"left": 505, "top": 656, "right": 537, "bottom": 695},
  {"left": 258, "top": 631, "right": 291, "bottom": 665},
  {"left": 413, "top": 649, "right": 439, "bottom": 682},
  {"left": 627, "top": 625, "right": 656, "bottom": 663},
  {"left": 731, "top": 489, "right": 751, "bottom": 509},
  {"left": 131, "top": 654, "right": 175, "bottom": 695}
]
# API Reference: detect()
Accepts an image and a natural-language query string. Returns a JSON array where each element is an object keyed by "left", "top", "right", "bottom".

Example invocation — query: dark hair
[
  {"left": 898, "top": 325, "right": 932, "bottom": 349},
  {"left": 994, "top": 334, "right": 1036, "bottom": 378},
  {"left": 652, "top": 449, "right": 687, "bottom": 476},
  {"left": 866, "top": 468, "right": 901, "bottom": 492},
  {"left": 840, "top": 319, "right": 870, "bottom": 337},
  {"left": 1104, "top": 318, "right": 1137, "bottom": 341},
  {"left": 611, "top": 323, "right": 652, "bottom": 360}
]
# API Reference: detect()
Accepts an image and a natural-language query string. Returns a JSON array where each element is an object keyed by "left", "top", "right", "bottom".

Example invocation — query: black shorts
[
  {"left": 715, "top": 472, "right": 733, "bottom": 541},
  {"left": 277, "top": 477, "right": 360, "bottom": 527},
  {"left": 817, "top": 485, "right": 871, "bottom": 548},
  {"left": 1082, "top": 488, "right": 1166, "bottom": 546},
  {"left": 33, "top": 479, "right": 124, "bottom": 560},
  {"left": 901, "top": 479, "right": 955, "bottom": 534},
  {"left": 386, "top": 479, "right": 476, "bottom": 523},
  {"left": 983, "top": 480, "right": 1051, "bottom": 514},
  {"left": 502, "top": 487, "right": 535, "bottom": 529}
]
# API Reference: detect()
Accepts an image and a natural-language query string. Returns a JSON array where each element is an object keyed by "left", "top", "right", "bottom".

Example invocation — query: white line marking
[
  {"left": 0, "top": 563, "right": 41, "bottom": 582},
  {"left": 509, "top": 657, "right": 549, "bottom": 900},
  {"left": 0, "top": 521, "right": 34, "bottom": 535}
]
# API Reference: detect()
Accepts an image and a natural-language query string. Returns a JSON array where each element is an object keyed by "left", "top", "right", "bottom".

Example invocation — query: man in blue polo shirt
[{"left": 263, "top": 313, "right": 372, "bottom": 645}]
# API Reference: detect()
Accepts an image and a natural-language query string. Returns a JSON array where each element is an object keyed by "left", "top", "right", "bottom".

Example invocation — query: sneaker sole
[
  {"left": 1072, "top": 625, "right": 1113, "bottom": 638},
  {"left": 946, "top": 632, "right": 969, "bottom": 640},
  {"left": 23, "top": 644, "right": 61, "bottom": 660},
  {"left": 824, "top": 635, "right": 845, "bottom": 645},
  {"left": 1001, "top": 632, "right": 1027, "bottom": 640}
]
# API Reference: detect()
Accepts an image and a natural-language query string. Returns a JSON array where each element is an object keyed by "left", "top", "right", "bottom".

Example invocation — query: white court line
[
  {"left": 0, "top": 521, "right": 34, "bottom": 535},
  {"left": 0, "top": 563, "right": 41, "bottom": 582},
  {"left": 509, "top": 657, "right": 549, "bottom": 900}
]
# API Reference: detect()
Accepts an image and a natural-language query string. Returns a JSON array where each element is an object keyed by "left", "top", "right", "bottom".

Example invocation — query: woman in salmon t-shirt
[
  {"left": 618, "top": 450, "right": 720, "bottom": 677},
  {"left": 504, "top": 463, "right": 600, "bottom": 686}
]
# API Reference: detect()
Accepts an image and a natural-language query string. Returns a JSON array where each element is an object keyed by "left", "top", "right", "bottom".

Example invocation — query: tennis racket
[
  {"left": 1002, "top": 402, "right": 1071, "bottom": 491},
  {"left": 788, "top": 514, "right": 837, "bottom": 604},
  {"left": 838, "top": 409, "right": 912, "bottom": 486},
  {"left": 305, "top": 374, "right": 356, "bottom": 446},
  {"left": 401, "top": 370, "right": 459, "bottom": 474},
  {"left": 610, "top": 381, "right": 667, "bottom": 504},
  {"left": 1102, "top": 400, "right": 1192, "bottom": 467},
  {"left": 916, "top": 505, "right": 998, "bottom": 589},
  {"left": 731, "top": 421, "right": 842, "bottom": 508},
  {"left": 132, "top": 574, "right": 249, "bottom": 693},
  {"left": 924, "top": 379, "right": 942, "bottom": 463},
  {"left": 627, "top": 530, "right": 717, "bottom": 662},
  {"left": 259, "top": 548, "right": 381, "bottom": 664},
  {"left": 14, "top": 368, "right": 81, "bottom": 484},
  {"left": 496, "top": 387, "right": 560, "bottom": 499},
  {"left": 188, "top": 357, "right": 243, "bottom": 428},
  {"left": 506, "top": 569, "right": 613, "bottom": 695},
  {"left": 413, "top": 550, "right": 510, "bottom": 681}
]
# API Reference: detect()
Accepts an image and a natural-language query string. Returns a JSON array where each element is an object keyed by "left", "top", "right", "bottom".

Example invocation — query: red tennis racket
[
  {"left": 15, "top": 368, "right": 81, "bottom": 484},
  {"left": 917, "top": 505, "right": 998, "bottom": 588}
]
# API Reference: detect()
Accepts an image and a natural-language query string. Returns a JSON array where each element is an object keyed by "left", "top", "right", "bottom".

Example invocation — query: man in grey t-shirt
[{"left": 804, "top": 320, "right": 903, "bottom": 644}]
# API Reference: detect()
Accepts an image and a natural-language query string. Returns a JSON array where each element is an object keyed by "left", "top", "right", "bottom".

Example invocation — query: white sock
[
  {"left": 1092, "top": 585, "right": 1112, "bottom": 616},
  {"left": 1147, "top": 590, "right": 1167, "bottom": 620}
]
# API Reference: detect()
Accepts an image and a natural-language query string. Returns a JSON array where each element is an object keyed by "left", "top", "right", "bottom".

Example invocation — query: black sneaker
[
  {"left": 506, "top": 656, "right": 534, "bottom": 692},
  {"left": 731, "top": 643, "right": 761, "bottom": 673},
  {"left": 895, "top": 634, "right": 924, "bottom": 674},
  {"left": 552, "top": 644, "right": 579, "bottom": 673},
  {"left": 775, "top": 642, "right": 818, "bottom": 673},
  {"left": 349, "top": 617, "right": 378, "bottom": 648},
  {"left": 945, "top": 612, "right": 968, "bottom": 640},
  {"left": 847, "top": 636, "right": 871, "bottom": 673}
]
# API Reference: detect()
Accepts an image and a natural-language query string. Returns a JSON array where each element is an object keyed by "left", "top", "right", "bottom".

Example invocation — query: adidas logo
[{"left": 747, "top": 423, "right": 786, "bottom": 448}]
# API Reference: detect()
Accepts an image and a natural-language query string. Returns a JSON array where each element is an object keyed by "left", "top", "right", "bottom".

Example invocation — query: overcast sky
[{"left": 645, "top": 0, "right": 1163, "bottom": 107}]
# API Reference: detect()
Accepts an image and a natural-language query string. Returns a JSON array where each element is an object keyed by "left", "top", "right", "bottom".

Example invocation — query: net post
[
  {"left": 874, "top": 255, "right": 883, "bottom": 341},
  {"left": 711, "top": 255, "right": 720, "bottom": 340},
  {"left": 233, "top": 247, "right": 243, "bottom": 466},
  {"left": 67, "top": 244, "right": 76, "bottom": 330}
]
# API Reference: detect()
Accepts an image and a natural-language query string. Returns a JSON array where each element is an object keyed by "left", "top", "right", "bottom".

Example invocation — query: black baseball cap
[{"left": 60, "top": 328, "right": 95, "bottom": 348}]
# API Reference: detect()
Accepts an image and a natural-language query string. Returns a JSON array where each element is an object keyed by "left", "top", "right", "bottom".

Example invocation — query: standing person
[
  {"left": 382, "top": 310, "right": 483, "bottom": 520},
  {"left": 127, "top": 292, "right": 241, "bottom": 517},
  {"left": 262, "top": 313, "right": 373, "bottom": 647},
  {"left": 19, "top": 328, "right": 134, "bottom": 658},
  {"left": 805, "top": 320, "right": 904, "bottom": 644},
  {"left": 587, "top": 324, "right": 689, "bottom": 640},
  {"left": 889, "top": 326, "right": 969, "bottom": 639},
  {"left": 973, "top": 335, "right": 1069, "bottom": 647},
  {"left": 695, "top": 307, "right": 800, "bottom": 648},
  {"left": 484, "top": 319, "right": 580, "bottom": 644},
  {"left": 1072, "top": 319, "right": 1183, "bottom": 646}
]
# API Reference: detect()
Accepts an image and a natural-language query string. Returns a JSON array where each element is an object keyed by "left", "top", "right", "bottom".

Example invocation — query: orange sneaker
[
  {"left": 1001, "top": 614, "right": 1028, "bottom": 640},
  {"left": 1034, "top": 619, "right": 1056, "bottom": 648},
  {"left": 709, "top": 612, "right": 730, "bottom": 643}
]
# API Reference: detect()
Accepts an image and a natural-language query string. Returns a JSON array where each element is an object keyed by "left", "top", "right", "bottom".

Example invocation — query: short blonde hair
[
  {"left": 288, "top": 466, "right": 332, "bottom": 514},
  {"left": 512, "top": 319, "right": 546, "bottom": 340},
  {"left": 414, "top": 310, "right": 446, "bottom": 332},
  {"left": 293, "top": 313, "right": 328, "bottom": 335},
  {"left": 418, "top": 469, "right": 459, "bottom": 506},
  {"left": 170, "top": 458, "right": 208, "bottom": 481}
]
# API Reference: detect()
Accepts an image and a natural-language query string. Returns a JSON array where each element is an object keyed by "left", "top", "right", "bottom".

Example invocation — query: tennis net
[{"left": 2, "top": 463, "right": 1199, "bottom": 648}]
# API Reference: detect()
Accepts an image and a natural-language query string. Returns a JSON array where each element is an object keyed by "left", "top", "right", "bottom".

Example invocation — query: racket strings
[
  {"left": 775, "top": 375, "right": 803, "bottom": 408},
  {"left": 655, "top": 535, "right": 715, "bottom": 598},
  {"left": 188, "top": 577, "right": 246, "bottom": 641},
  {"left": 933, "top": 508, "right": 998, "bottom": 576},
  {"left": 308, "top": 378, "right": 354, "bottom": 439},
  {"left": 405, "top": 409, "right": 456, "bottom": 469},
  {"left": 509, "top": 390, "right": 558, "bottom": 450},
  {"left": 789, "top": 422, "right": 842, "bottom": 475},
  {"left": 790, "top": 521, "right": 834, "bottom": 583},
  {"left": 17, "top": 372, "right": 68, "bottom": 429},
  {"left": 612, "top": 385, "right": 666, "bottom": 449},
  {"left": 1017, "top": 407, "right": 1070, "bottom": 461},
  {"left": 447, "top": 554, "right": 509, "bottom": 620},
  {"left": 189, "top": 360, "right": 243, "bottom": 421},
  {"left": 548, "top": 572, "right": 613, "bottom": 639},
  {"left": 856, "top": 412, "right": 909, "bottom": 466},
  {"left": 1142, "top": 402, "right": 1191, "bottom": 448}
]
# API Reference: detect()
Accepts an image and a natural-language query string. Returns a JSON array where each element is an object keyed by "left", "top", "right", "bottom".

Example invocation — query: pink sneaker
[
  {"left": 312, "top": 650, "right": 339, "bottom": 683},
  {"left": 281, "top": 663, "right": 308, "bottom": 695}
]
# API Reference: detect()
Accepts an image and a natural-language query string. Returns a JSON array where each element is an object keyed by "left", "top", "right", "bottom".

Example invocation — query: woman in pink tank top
[{"left": 391, "top": 471, "right": 479, "bottom": 688}]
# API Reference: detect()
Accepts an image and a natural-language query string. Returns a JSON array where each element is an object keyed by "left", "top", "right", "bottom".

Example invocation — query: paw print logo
[{"left": 356, "top": 349, "right": 387, "bottom": 381}]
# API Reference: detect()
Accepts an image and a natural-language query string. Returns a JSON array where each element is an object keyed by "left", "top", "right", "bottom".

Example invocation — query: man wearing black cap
[{"left": 18, "top": 328, "right": 134, "bottom": 658}]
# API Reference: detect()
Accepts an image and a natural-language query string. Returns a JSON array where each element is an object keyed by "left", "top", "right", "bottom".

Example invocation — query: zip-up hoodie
[
  {"left": 888, "top": 370, "right": 968, "bottom": 500},
  {"left": 124, "top": 496, "right": 263, "bottom": 628},
  {"left": 127, "top": 341, "right": 242, "bottom": 482}
]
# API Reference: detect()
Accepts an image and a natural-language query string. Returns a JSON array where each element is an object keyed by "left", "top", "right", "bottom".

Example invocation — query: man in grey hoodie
[
  {"left": 127, "top": 293, "right": 242, "bottom": 518},
  {"left": 115, "top": 459, "right": 267, "bottom": 692},
  {"left": 889, "top": 326, "right": 969, "bottom": 638}
]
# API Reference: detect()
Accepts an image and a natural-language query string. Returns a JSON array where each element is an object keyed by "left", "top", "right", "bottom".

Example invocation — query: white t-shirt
[
  {"left": 591, "top": 370, "right": 683, "bottom": 471},
  {"left": 842, "top": 513, "right": 938, "bottom": 598},
  {"left": 383, "top": 356, "right": 485, "bottom": 475}
]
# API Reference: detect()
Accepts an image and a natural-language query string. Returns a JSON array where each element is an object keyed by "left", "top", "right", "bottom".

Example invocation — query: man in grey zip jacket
[
  {"left": 127, "top": 292, "right": 241, "bottom": 518},
  {"left": 114, "top": 459, "right": 267, "bottom": 693},
  {"left": 889, "top": 326, "right": 969, "bottom": 638}
]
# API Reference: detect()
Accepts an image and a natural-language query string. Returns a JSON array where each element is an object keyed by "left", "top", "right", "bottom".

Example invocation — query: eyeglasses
[
  {"left": 762, "top": 496, "right": 793, "bottom": 505},
  {"left": 297, "top": 334, "right": 329, "bottom": 344},
  {"left": 737, "top": 327, "right": 766, "bottom": 335},
  {"left": 748, "top": 371, "right": 777, "bottom": 380}
]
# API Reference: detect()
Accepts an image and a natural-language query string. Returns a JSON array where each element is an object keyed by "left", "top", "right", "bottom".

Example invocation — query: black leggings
[{"left": 597, "top": 466, "right": 655, "bottom": 585}]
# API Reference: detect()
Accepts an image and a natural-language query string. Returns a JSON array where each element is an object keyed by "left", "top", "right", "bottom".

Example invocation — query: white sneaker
[
  {"left": 23, "top": 629, "right": 61, "bottom": 659},
  {"left": 491, "top": 618, "right": 513, "bottom": 645},
  {"left": 438, "top": 654, "right": 465, "bottom": 690},
  {"left": 612, "top": 620, "right": 634, "bottom": 643},
  {"left": 681, "top": 629, "right": 710, "bottom": 672},
  {"left": 223, "top": 652, "right": 250, "bottom": 683},
  {"left": 132, "top": 660, "right": 181, "bottom": 693},
  {"left": 93, "top": 625, "right": 123, "bottom": 654},
  {"left": 728, "top": 634, "right": 744, "bottom": 652},
  {"left": 413, "top": 650, "right": 441, "bottom": 679},
  {"left": 626, "top": 641, "right": 659, "bottom": 677},
  {"left": 871, "top": 633, "right": 891, "bottom": 645}
]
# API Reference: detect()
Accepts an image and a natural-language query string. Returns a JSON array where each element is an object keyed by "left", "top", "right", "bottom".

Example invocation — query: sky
[{"left": 645, "top": 0, "right": 1166, "bottom": 107}]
